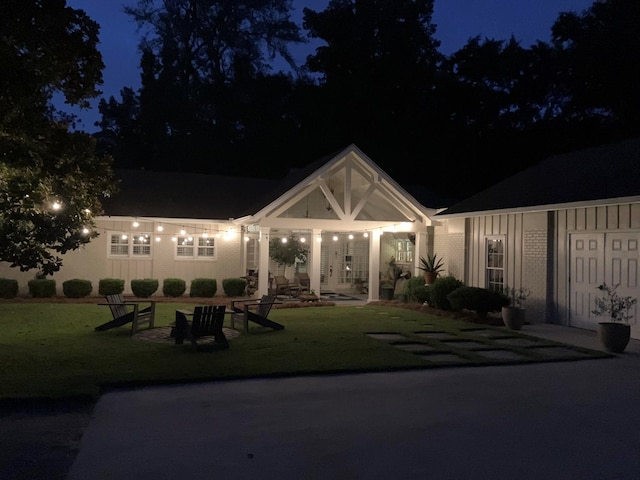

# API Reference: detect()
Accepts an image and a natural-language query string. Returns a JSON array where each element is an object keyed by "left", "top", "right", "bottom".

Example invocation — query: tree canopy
[{"left": 0, "top": 0, "right": 117, "bottom": 276}]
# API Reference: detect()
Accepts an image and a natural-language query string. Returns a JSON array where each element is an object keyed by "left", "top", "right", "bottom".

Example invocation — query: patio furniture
[
  {"left": 274, "top": 275, "right": 300, "bottom": 297},
  {"left": 174, "top": 305, "right": 229, "bottom": 351},
  {"left": 296, "top": 273, "right": 311, "bottom": 294},
  {"left": 231, "top": 294, "right": 284, "bottom": 332},
  {"left": 95, "top": 294, "right": 156, "bottom": 335}
]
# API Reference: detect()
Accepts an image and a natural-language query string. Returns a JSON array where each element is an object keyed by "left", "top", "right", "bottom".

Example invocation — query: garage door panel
[{"left": 570, "top": 232, "right": 640, "bottom": 338}]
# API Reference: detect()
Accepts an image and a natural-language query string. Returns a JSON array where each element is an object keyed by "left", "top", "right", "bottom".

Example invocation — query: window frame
[
  {"left": 485, "top": 235, "right": 505, "bottom": 291},
  {"left": 175, "top": 235, "right": 216, "bottom": 260},
  {"left": 108, "top": 232, "right": 152, "bottom": 258}
]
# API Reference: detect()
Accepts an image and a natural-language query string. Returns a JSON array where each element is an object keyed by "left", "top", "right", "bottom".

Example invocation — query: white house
[
  {"left": 434, "top": 137, "right": 640, "bottom": 339},
  {"left": 0, "top": 145, "right": 443, "bottom": 301}
]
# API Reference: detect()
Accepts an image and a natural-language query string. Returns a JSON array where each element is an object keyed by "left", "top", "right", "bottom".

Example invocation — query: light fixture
[
  {"left": 244, "top": 236, "right": 250, "bottom": 242},
  {"left": 300, "top": 237, "right": 306, "bottom": 243},
  {"left": 121, "top": 234, "right": 128, "bottom": 240},
  {"left": 52, "top": 201, "right": 62, "bottom": 211},
  {"left": 82, "top": 227, "right": 90, "bottom": 235},
  {"left": 155, "top": 236, "right": 161, "bottom": 242},
  {"left": 180, "top": 229, "right": 186, "bottom": 235},
  {"left": 132, "top": 219, "right": 139, "bottom": 228},
  {"left": 348, "top": 234, "right": 354, "bottom": 240},
  {"left": 363, "top": 232, "right": 369, "bottom": 238},
  {"left": 281, "top": 237, "right": 288, "bottom": 243},
  {"left": 157, "top": 225, "right": 164, "bottom": 232},
  {"left": 332, "top": 235, "right": 338, "bottom": 241}
]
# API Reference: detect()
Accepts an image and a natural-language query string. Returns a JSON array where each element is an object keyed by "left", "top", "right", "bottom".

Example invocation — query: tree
[
  {"left": 269, "top": 236, "right": 308, "bottom": 276},
  {"left": 0, "top": 0, "right": 117, "bottom": 276},
  {"left": 551, "top": 0, "right": 640, "bottom": 137},
  {"left": 107, "top": 0, "right": 304, "bottom": 174}
]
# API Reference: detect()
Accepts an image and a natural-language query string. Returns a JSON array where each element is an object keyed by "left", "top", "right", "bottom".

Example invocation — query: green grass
[{"left": 0, "top": 303, "right": 610, "bottom": 401}]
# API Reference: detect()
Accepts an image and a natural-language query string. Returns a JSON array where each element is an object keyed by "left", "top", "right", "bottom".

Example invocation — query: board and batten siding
[
  {"left": 554, "top": 203, "right": 640, "bottom": 326},
  {"left": 433, "top": 218, "right": 466, "bottom": 281},
  {"left": 463, "top": 212, "right": 549, "bottom": 323}
]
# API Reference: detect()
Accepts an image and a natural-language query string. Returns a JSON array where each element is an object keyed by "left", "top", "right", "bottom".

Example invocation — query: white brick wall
[
  {"left": 523, "top": 230, "right": 547, "bottom": 323},
  {"left": 434, "top": 232, "right": 465, "bottom": 281}
]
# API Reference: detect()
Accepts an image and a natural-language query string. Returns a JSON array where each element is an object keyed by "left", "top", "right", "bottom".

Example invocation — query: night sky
[{"left": 64, "top": 0, "right": 595, "bottom": 132}]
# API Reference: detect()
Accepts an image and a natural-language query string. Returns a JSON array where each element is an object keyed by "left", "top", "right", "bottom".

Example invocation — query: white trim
[{"left": 436, "top": 196, "right": 640, "bottom": 219}]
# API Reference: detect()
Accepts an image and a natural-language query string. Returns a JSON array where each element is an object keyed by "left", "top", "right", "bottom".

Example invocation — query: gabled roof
[
  {"left": 101, "top": 145, "right": 441, "bottom": 223},
  {"left": 101, "top": 170, "right": 278, "bottom": 219},
  {"left": 437, "top": 137, "right": 640, "bottom": 218}
]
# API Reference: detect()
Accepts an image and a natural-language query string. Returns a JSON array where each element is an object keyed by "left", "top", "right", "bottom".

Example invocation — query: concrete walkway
[{"left": 69, "top": 325, "right": 640, "bottom": 480}]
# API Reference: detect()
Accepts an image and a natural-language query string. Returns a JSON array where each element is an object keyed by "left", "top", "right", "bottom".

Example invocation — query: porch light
[
  {"left": 180, "top": 229, "right": 186, "bottom": 235},
  {"left": 363, "top": 232, "right": 369, "bottom": 238},
  {"left": 156, "top": 225, "right": 164, "bottom": 232},
  {"left": 332, "top": 235, "right": 338, "bottom": 241},
  {"left": 348, "top": 234, "right": 354, "bottom": 240},
  {"left": 132, "top": 220, "right": 139, "bottom": 228}
]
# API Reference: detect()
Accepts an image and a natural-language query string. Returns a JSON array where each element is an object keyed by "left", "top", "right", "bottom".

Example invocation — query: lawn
[{"left": 0, "top": 302, "right": 609, "bottom": 400}]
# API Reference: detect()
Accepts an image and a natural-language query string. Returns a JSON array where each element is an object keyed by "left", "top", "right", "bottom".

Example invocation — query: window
[
  {"left": 176, "top": 236, "right": 215, "bottom": 259},
  {"left": 396, "top": 239, "right": 413, "bottom": 263},
  {"left": 109, "top": 233, "right": 152, "bottom": 257},
  {"left": 486, "top": 237, "right": 504, "bottom": 291}
]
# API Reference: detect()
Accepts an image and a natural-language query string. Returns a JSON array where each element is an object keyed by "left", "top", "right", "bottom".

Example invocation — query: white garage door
[{"left": 569, "top": 233, "right": 640, "bottom": 339}]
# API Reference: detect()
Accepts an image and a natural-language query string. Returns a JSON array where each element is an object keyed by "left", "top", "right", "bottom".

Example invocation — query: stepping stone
[
  {"left": 474, "top": 349, "right": 533, "bottom": 361},
  {"left": 366, "top": 333, "right": 406, "bottom": 341},
  {"left": 415, "top": 332, "right": 459, "bottom": 341},
  {"left": 393, "top": 343, "right": 439, "bottom": 353},
  {"left": 440, "top": 340, "right": 488, "bottom": 349},
  {"left": 419, "top": 353, "right": 467, "bottom": 363},
  {"left": 494, "top": 337, "right": 543, "bottom": 347},
  {"left": 529, "top": 346, "right": 591, "bottom": 358},
  {"left": 470, "top": 329, "right": 509, "bottom": 339}
]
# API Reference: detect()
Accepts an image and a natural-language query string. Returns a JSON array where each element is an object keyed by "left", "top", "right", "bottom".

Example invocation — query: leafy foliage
[
  {"left": 62, "top": 279, "right": 93, "bottom": 299},
  {"left": 0, "top": 1, "right": 117, "bottom": 276},
  {"left": 190, "top": 278, "right": 217, "bottom": 297},
  {"left": 162, "top": 278, "right": 187, "bottom": 297},
  {"left": 269, "top": 236, "right": 308, "bottom": 275},
  {"left": 592, "top": 283, "right": 637, "bottom": 323},
  {"left": 131, "top": 279, "right": 159, "bottom": 298},
  {"left": 427, "top": 276, "right": 464, "bottom": 311},
  {"left": 447, "top": 286, "right": 509, "bottom": 319}
]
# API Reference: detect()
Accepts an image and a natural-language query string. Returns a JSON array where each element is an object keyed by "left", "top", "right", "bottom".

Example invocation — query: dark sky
[{"left": 64, "top": 0, "right": 594, "bottom": 132}]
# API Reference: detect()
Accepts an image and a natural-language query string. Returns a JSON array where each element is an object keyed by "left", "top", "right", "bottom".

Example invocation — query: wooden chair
[
  {"left": 274, "top": 275, "right": 301, "bottom": 297},
  {"left": 296, "top": 273, "right": 310, "bottom": 294},
  {"left": 95, "top": 294, "right": 156, "bottom": 335},
  {"left": 174, "top": 305, "right": 229, "bottom": 351},
  {"left": 231, "top": 294, "right": 284, "bottom": 332}
]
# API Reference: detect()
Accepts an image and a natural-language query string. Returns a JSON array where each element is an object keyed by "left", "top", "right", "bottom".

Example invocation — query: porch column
[
  {"left": 258, "top": 227, "right": 271, "bottom": 297},
  {"left": 310, "top": 229, "right": 322, "bottom": 295},
  {"left": 368, "top": 231, "right": 381, "bottom": 302},
  {"left": 413, "top": 231, "right": 429, "bottom": 278}
]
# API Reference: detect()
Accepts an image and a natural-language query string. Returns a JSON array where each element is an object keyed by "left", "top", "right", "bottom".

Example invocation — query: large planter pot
[
  {"left": 423, "top": 272, "right": 437, "bottom": 285},
  {"left": 502, "top": 306, "right": 525, "bottom": 330},
  {"left": 598, "top": 322, "right": 631, "bottom": 353},
  {"left": 380, "top": 287, "right": 394, "bottom": 301}
]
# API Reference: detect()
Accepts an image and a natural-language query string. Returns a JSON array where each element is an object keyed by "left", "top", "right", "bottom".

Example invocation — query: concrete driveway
[{"left": 69, "top": 325, "right": 640, "bottom": 480}]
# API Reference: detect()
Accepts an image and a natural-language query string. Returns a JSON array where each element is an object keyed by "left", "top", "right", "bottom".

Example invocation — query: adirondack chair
[
  {"left": 231, "top": 294, "right": 284, "bottom": 332},
  {"left": 174, "top": 305, "right": 229, "bottom": 351},
  {"left": 95, "top": 294, "right": 156, "bottom": 335}
]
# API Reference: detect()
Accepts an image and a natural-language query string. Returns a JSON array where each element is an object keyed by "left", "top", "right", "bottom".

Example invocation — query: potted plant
[
  {"left": 418, "top": 254, "right": 444, "bottom": 285},
  {"left": 501, "top": 286, "right": 531, "bottom": 330},
  {"left": 592, "top": 283, "right": 636, "bottom": 353}
]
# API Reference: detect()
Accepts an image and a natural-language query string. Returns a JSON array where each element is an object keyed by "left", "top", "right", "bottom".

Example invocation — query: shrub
[
  {"left": 403, "top": 276, "right": 430, "bottom": 304},
  {"left": 28, "top": 279, "right": 56, "bottom": 298},
  {"left": 222, "top": 278, "right": 247, "bottom": 297},
  {"left": 163, "top": 278, "right": 186, "bottom": 297},
  {"left": 131, "top": 279, "right": 159, "bottom": 298},
  {"left": 447, "top": 286, "right": 510, "bottom": 319},
  {"left": 0, "top": 278, "right": 19, "bottom": 299},
  {"left": 98, "top": 278, "right": 125, "bottom": 295},
  {"left": 190, "top": 278, "right": 217, "bottom": 297},
  {"left": 428, "top": 275, "right": 464, "bottom": 311},
  {"left": 62, "top": 279, "right": 93, "bottom": 298}
]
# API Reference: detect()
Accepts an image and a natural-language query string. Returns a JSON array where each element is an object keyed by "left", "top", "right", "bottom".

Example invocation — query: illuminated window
[
  {"left": 109, "top": 233, "right": 151, "bottom": 257},
  {"left": 396, "top": 239, "right": 413, "bottom": 263},
  {"left": 486, "top": 237, "right": 505, "bottom": 291},
  {"left": 176, "top": 236, "right": 215, "bottom": 259}
]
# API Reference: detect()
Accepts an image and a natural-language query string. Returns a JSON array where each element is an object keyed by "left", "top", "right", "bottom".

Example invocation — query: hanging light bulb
[
  {"left": 132, "top": 220, "right": 139, "bottom": 228},
  {"left": 157, "top": 225, "right": 164, "bottom": 232}
]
